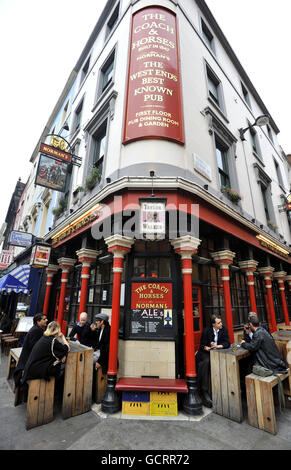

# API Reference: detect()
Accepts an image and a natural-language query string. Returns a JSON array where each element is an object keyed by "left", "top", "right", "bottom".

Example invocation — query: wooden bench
[
  {"left": 115, "top": 378, "right": 188, "bottom": 393},
  {"left": 26, "top": 377, "right": 55, "bottom": 430},
  {"left": 94, "top": 368, "right": 107, "bottom": 403},
  {"left": 245, "top": 371, "right": 290, "bottom": 435}
]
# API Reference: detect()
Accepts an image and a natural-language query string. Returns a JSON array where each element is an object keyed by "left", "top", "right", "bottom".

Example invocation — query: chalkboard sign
[
  {"left": 128, "top": 282, "right": 176, "bottom": 339},
  {"left": 130, "top": 308, "right": 175, "bottom": 338}
]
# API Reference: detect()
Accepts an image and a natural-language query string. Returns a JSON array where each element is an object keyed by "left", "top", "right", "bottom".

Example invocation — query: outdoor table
[
  {"left": 210, "top": 346, "right": 250, "bottom": 422},
  {"left": 62, "top": 341, "right": 93, "bottom": 419}
]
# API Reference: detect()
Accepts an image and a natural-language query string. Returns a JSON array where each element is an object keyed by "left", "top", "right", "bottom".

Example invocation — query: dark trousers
[{"left": 196, "top": 350, "right": 210, "bottom": 393}]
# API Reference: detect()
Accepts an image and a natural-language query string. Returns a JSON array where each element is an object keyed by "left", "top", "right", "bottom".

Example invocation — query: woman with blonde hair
[{"left": 21, "top": 321, "right": 70, "bottom": 384}]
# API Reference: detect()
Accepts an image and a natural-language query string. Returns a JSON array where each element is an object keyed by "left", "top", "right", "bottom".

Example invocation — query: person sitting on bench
[
  {"left": 21, "top": 321, "right": 70, "bottom": 384},
  {"left": 69, "top": 312, "right": 94, "bottom": 347},
  {"left": 14, "top": 313, "right": 48, "bottom": 387},
  {"left": 90, "top": 313, "right": 111, "bottom": 374},
  {"left": 243, "top": 311, "right": 270, "bottom": 343},
  {"left": 241, "top": 316, "right": 288, "bottom": 373},
  {"left": 196, "top": 314, "right": 230, "bottom": 408}
]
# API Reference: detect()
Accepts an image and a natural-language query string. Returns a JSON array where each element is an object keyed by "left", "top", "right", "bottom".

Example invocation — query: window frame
[
  {"left": 205, "top": 62, "right": 226, "bottom": 116},
  {"left": 201, "top": 18, "right": 215, "bottom": 53}
]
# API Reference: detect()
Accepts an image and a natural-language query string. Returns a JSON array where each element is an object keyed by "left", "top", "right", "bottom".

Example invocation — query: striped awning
[
  {"left": 0, "top": 274, "right": 29, "bottom": 294},
  {"left": 9, "top": 264, "right": 31, "bottom": 286}
]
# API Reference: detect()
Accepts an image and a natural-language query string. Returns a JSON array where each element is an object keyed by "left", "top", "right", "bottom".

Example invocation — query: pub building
[{"left": 41, "top": 0, "right": 290, "bottom": 415}]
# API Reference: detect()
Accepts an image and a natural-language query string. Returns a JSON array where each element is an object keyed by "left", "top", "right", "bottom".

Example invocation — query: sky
[{"left": 0, "top": 0, "right": 290, "bottom": 234}]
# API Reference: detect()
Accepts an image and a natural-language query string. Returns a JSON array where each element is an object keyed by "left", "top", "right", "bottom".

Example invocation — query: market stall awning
[
  {"left": 9, "top": 264, "right": 30, "bottom": 286},
  {"left": 0, "top": 274, "right": 29, "bottom": 294}
]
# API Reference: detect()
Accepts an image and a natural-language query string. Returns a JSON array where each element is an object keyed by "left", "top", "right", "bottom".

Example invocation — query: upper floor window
[
  {"left": 92, "top": 122, "right": 107, "bottom": 179},
  {"left": 273, "top": 158, "right": 284, "bottom": 190},
  {"left": 248, "top": 122, "right": 262, "bottom": 159},
  {"left": 73, "top": 99, "right": 84, "bottom": 133},
  {"left": 215, "top": 136, "right": 230, "bottom": 188},
  {"left": 106, "top": 3, "right": 119, "bottom": 39},
  {"left": 267, "top": 124, "right": 274, "bottom": 143},
  {"left": 241, "top": 82, "right": 251, "bottom": 109},
  {"left": 101, "top": 51, "right": 115, "bottom": 93},
  {"left": 205, "top": 64, "right": 225, "bottom": 114},
  {"left": 81, "top": 56, "right": 90, "bottom": 83},
  {"left": 201, "top": 19, "right": 215, "bottom": 53}
]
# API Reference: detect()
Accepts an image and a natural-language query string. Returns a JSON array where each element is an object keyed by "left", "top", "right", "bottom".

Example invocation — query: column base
[
  {"left": 183, "top": 376, "right": 203, "bottom": 416},
  {"left": 101, "top": 374, "right": 121, "bottom": 414}
]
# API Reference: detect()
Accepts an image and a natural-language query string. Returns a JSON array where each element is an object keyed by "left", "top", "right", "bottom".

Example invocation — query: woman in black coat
[{"left": 21, "top": 321, "right": 70, "bottom": 384}]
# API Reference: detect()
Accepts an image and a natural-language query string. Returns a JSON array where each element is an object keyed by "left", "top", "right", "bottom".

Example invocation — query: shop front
[{"left": 44, "top": 187, "right": 291, "bottom": 415}]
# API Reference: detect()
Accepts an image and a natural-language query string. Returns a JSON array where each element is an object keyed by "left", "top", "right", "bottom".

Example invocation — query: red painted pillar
[
  {"left": 76, "top": 249, "right": 99, "bottom": 320},
  {"left": 211, "top": 250, "right": 236, "bottom": 344},
  {"left": 258, "top": 267, "right": 277, "bottom": 333},
  {"left": 57, "top": 258, "right": 76, "bottom": 334},
  {"left": 105, "top": 235, "right": 134, "bottom": 376},
  {"left": 239, "top": 260, "right": 258, "bottom": 314},
  {"left": 171, "top": 235, "right": 202, "bottom": 415},
  {"left": 101, "top": 235, "right": 134, "bottom": 415},
  {"left": 274, "top": 271, "right": 290, "bottom": 326},
  {"left": 43, "top": 264, "right": 59, "bottom": 316}
]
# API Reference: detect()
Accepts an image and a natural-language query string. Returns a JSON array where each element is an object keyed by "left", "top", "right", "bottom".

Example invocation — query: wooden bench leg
[
  {"left": 26, "top": 378, "right": 55, "bottom": 430},
  {"left": 95, "top": 368, "right": 107, "bottom": 403},
  {"left": 246, "top": 376, "right": 276, "bottom": 435}
]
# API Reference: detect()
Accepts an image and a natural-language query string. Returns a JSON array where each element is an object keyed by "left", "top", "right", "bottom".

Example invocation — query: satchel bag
[
  {"left": 252, "top": 364, "right": 273, "bottom": 377},
  {"left": 252, "top": 364, "right": 286, "bottom": 412}
]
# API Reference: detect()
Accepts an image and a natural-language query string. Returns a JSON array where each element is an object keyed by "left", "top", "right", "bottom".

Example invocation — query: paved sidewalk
[{"left": 1, "top": 351, "right": 291, "bottom": 451}]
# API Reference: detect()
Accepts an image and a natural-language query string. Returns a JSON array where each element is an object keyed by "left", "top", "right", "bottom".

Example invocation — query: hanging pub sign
[
  {"left": 139, "top": 198, "right": 166, "bottom": 239},
  {"left": 30, "top": 244, "right": 51, "bottom": 268},
  {"left": 123, "top": 6, "right": 184, "bottom": 144},
  {"left": 35, "top": 142, "right": 72, "bottom": 192},
  {"left": 128, "top": 282, "right": 175, "bottom": 339}
]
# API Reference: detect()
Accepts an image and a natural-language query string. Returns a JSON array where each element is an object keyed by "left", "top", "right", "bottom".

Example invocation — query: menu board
[
  {"left": 15, "top": 316, "right": 34, "bottom": 333},
  {"left": 123, "top": 6, "right": 184, "bottom": 144},
  {"left": 128, "top": 282, "right": 175, "bottom": 339}
]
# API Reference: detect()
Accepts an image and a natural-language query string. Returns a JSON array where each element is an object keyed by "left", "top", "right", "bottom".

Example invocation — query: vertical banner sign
[{"left": 123, "top": 7, "right": 184, "bottom": 144}]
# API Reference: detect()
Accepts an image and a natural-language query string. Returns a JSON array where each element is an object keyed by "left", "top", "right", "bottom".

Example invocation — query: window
[
  {"left": 261, "top": 185, "right": 270, "bottom": 221},
  {"left": 73, "top": 99, "right": 83, "bottom": 133},
  {"left": 253, "top": 163, "right": 274, "bottom": 225},
  {"left": 206, "top": 65, "right": 224, "bottom": 112},
  {"left": 273, "top": 158, "right": 284, "bottom": 189},
  {"left": 101, "top": 51, "right": 115, "bottom": 93},
  {"left": 267, "top": 124, "right": 273, "bottom": 143},
  {"left": 249, "top": 123, "right": 261, "bottom": 157},
  {"left": 92, "top": 123, "right": 107, "bottom": 178},
  {"left": 201, "top": 19, "right": 214, "bottom": 52},
  {"left": 81, "top": 56, "right": 90, "bottom": 83},
  {"left": 106, "top": 3, "right": 119, "bottom": 38},
  {"left": 241, "top": 82, "right": 251, "bottom": 108},
  {"left": 215, "top": 136, "right": 230, "bottom": 188}
]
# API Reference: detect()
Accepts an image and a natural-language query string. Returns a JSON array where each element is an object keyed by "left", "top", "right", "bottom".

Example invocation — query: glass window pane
[
  {"left": 146, "top": 258, "right": 158, "bottom": 278},
  {"left": 133, "top": 258, "right": 146, "bottom": 277},
  {"left": 159, "top": 258, "right": 171, "bottom": 278}
]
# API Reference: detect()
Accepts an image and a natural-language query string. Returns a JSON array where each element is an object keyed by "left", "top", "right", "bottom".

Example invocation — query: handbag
[
  {"left": 252, "top": 364, "right": 286, "bottom": 412},
  {"left": 252, "top": 364, "right": 273, "bottom": 377},
  {"left": 51, "top": 337, "right": 61, "bottom": 366}
]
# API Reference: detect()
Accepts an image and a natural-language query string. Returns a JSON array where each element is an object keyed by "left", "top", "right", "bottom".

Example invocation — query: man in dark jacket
[
  {"left": 241, "top": 315, "right": 288, "bottom": 373},
  {"left": 243, "top": 311, "right": 270, "bottom": 342},
  {"left": 90, "top": 313, "right": 111, "bottom": 374},
  {"left": 13, "top": 313, "right": 48, "bottom": 387},
  {"left": 69, "top": 312, "right": 94, "bottom": 347},
  {"left": 196, "top": 314, "right": 230, "bottom": 407}
]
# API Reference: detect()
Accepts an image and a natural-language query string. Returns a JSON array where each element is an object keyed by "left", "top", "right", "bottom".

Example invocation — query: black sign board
[{"left": 128, "top": 308, "right": 176, "bottom": 339}]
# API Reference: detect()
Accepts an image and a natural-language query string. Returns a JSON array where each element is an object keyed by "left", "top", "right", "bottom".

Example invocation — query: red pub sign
[{"left": 123, "top": 7, "right": 184, "bottom": 144}]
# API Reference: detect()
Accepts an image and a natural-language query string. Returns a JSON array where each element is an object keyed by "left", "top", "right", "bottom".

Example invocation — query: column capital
[
  {"left": 273, "top": 271, "right": 287, "bottom": 281},
  {"left": 57, "top": 257, "right": 76, "bottom": 269},
  {"left": 171, "top": 236, "right": 201, "bottom": 258},
  {"left": 211, "top": 250, "right": 236, "bottom": 266},
  {"left": 258, "top": 266, "right": 274, "bottom": 278},
  {"left": 105, "top": 235, "right": 134, "bottom": 257},
  {"left": 238, "top": 260, "right": 258, "bottom": 272},
  {"left": 76, "top": 248, "right": 100, "bottom": 263},
  {"left": 46, "top": 264, "right": 59, "bottom": 275},
  {"left": 286, "top": 275, "right": 291, "bottom": 283}
]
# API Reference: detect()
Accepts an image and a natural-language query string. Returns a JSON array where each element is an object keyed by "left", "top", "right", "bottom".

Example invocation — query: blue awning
[
  {"left": 9, "top": 264, "right": 30, "bottom": 286},
  {"left": 0, "top": 274, "right": 29, "bottom": 294}
]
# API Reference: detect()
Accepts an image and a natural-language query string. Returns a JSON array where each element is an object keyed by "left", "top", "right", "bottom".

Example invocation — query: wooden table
[
  {"left": 210, "top": 347, "right": 250, "bottom": 422},
  {"left": 62, "top": 342, "right": 93, "bottom": 419}
]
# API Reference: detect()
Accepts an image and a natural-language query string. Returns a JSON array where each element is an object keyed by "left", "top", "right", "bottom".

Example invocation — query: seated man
[
  {"left": 241, "top": 315, "right": 288, "bottom": 373},
  {"left": 14, "top": 313, "right": 48, "bottom": 387},
  {"left": 90, "top": 313, "right": 111, "bottom": 374},
  {"left": 243, "top": 311, "right": 270, "bottom": 342},
  {"left": 69, "top": 312, "right": 94, "bottom": 347},
  {"left": 196, "top": 314, "right": 230, "bottom": 407}
]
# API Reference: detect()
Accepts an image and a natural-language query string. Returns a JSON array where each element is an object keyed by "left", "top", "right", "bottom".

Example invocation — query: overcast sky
[{"left": 0, "top": 0, "right": 290, "bottom": 234}]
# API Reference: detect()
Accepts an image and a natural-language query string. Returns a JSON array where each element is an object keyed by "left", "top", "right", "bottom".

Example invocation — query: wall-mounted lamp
[{"left": 239, "top": 114, "right": 270, "bottom": 141}]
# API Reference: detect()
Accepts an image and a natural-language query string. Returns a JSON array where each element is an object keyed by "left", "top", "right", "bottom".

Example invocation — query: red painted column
[
  {"left": 239, "top": 260, "right": 258, "bottom": 314},
  {"left": 171, "top": 236, "right": 201, "bottom": 378},
  {"left": 211, "top": 250, "right": 236, "bottom": 344},
  {"left": 76, "top": 249, "right": 99, "bottom": 320},
  {"left": 105, "top": 235, "right": 134, "bottom": 376},
  {"left": 43, "top": 264, "right": 59, "bottom": 316},
  {"left": 274, "top": 271, "right": 290, "bottom": 326},
  {"left": 258, "top": 267, "right": 277, "bottom": 333},
  {"left": 57, "top": 258, "right": 76, "bottom": 334}
]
